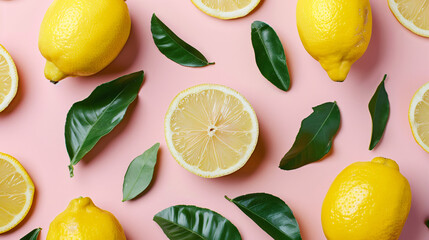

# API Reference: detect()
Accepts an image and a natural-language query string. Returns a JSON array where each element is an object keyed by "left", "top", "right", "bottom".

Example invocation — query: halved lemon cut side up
[
  {"left": 0, "top": 153, "right": 34, "bottom": 233},
  {"left": 0, "top": 45, "right": 18, "bottom": 112},
  {"left": 165, "top": 84, "right": 259, "bottom": 178},
  {"left": 388, "top": 0, "right": 429, "bottom": 37},
  {"left": 409, "top": 82, "right": 429, "bottom": 153},
  {"left": 191, "top": 0, "right": 261, "bottom": 19}
]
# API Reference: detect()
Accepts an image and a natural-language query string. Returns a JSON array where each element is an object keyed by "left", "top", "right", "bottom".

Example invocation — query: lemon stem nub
[{"left": 44, "top": 61, "right": 67, "bottom": 82}]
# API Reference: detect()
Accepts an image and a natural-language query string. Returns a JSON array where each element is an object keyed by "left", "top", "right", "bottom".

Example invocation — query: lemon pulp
[
  {"left": 165, "top": 84, "right": 258, "bottom": 178},
  {"left": 0, "top": 153, "right": 34, "bottom": 233},
  {"left": 0, "top": 45, "right": 18, "bottom": 112}
]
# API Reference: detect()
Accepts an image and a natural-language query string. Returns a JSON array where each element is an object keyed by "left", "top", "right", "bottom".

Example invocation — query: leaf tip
[
  {"left": 224, "top": 195, "right": 232, "bottom": 201},
  {"left": 208, "top": 62, "right": 215, "bottom": 65}
]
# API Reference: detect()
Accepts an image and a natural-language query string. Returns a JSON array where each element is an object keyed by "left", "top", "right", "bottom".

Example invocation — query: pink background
[{"left": 1, "top": 0, "right": 429, "bottom": 239}]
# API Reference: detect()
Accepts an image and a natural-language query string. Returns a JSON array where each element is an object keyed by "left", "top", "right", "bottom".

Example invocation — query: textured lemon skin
[
  {"left": 296, "top": 0, "right": 372, "bottom": 81},
  {"left": 38, "top": 0, "right": 131, "bottom": 82},
  {"left": 322, "top": 157, "right": 411, "bottom": 240},
  {"left": 47, "top": 197, "right": 126, "bottom": 240}
]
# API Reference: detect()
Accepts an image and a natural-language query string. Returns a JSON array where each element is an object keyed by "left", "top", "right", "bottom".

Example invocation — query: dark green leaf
[
  {"left": 122, "top": 143, "right": 160, "bottom": 201},
  {"left": 251, "top": 21, "right": 290, "bottom": 91},
  {"left": 369, "top": 74, "right": 390, "bottom": 150},
  {"left": 151, "top": 14, "right": 214, "bottom": 67},
  {"left": 20, "top": 228, "right": 41, "bottom": 240},
  {"left": 279, "top": 102, "right": 340, "bottom": 170},
  {"left": 153, "top": 205, "right": 242, "bottom": 240},
  {"left": 425, "top": 219, "right": 429, "bottom": 229},
  {"left": 226, "top": 193, "right": 301, "bottom": 240},
  {"left": 65, "top": 71, "right": 144, "bottom": 177}
]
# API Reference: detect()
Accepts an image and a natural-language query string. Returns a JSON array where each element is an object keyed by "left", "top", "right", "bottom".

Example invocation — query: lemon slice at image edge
[
  {"left": 388, "top": 0, "right": 429, "bottom": 37},
  {"left": 191, "top": 0, "right": 261, "bottom": 19},
  {"left": 165, "top": 84, "right": 259, "bottom": 178},
  {"left": 0, "top": 153, "right": 34, "bottom": 233},
  {"left": 409, "top": 82, "right": 429, "bottom": 153},
  {"left": 0, "top": 45, "right": 18, "bottom": 112}
]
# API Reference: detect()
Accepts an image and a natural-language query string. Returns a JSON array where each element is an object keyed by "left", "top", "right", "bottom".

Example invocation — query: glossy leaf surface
[
  {"left": 251, "top": 21, "right": 290, "bottom": 91},
  {"left": 280, "top": 102, "right": 340, "bottom": 170},
  {"left": 226, "top": 193, "right": 301, "bottom": 240},
  {"left": 369, "top": 74, "right": 390, "bottom": 150},
  {"left": 151, "top": 14, "right": 213, "bottom": 67},
  {"left": 122, "top": 143, "right": 160, "bottom": 201},
  {"left": 65, "top": 71, "right": 144, "bottom": 177},
  {"left": 20, "top": 228, "right": 41, "bottom": 240},
  {"left": 154, "top": 205, "right": 241, "bottom": 240}
]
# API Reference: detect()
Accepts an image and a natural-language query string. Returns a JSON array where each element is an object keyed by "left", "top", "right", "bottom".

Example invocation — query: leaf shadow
[
  {"left": 0, "top": 61, "right": 25, "bottom": 116},
  {"left": 95, "top": 14, "right": 141, "bottom": 78},
  {"left": 80, "top": 98, "right": 140, "bottom": 166},
  {"left": 125, "top": 147, "right": 163, "bottom": 202}
]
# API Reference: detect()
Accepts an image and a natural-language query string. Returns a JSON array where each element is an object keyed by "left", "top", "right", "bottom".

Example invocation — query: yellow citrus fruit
[
  {"left": 322, "top": 157, "right": 411, "bottom": 240},
  {"left": 0, "top": 153, "right": 35, "bottom": 233},
  {"left": 296, "top": 0, "right": 372, "bottom": 82},
  {"left": 165, "top": 84, "right": 259, "bottom": 178},
  {"left": 191, "top": 0, "right": 260, "bottom": 19},
  {"left": 409, "top": 82, "right": 429, "bottom": 153},
  {"left": 47, "top": 197, "right": 126, "bottom": 240},
  {"left": 38, "top": 0, "right": 131, "bottom": 82},
  {"left": 388, "top": 0, "right": 429, "bottom": 37},
  {"left": 0, "top": 45, "right": 18, "bottom": 112}
]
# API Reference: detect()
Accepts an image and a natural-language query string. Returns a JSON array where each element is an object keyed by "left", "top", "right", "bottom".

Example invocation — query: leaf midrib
[
  {"left": 70, "top": 85, "right": 130, "bottom": 164},
  {"left": 154, "top": 216, "right": 206, "bottom": 239},
  {"left": 254, "top": 27, "right": 288, "bottom": 90},
  {"left": 287, "top": 103, "right": 337, "bottom": 158},
  {"left": 232, "top": 200, "right": 292, "bottom": 239},
  {"left": 155, "top": 19, "right": 208, "bottom": 65}
]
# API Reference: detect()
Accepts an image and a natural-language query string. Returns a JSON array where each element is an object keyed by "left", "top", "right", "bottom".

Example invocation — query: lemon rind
[{"left": 164, "top": 84, "right": 259, "bottom": 178}]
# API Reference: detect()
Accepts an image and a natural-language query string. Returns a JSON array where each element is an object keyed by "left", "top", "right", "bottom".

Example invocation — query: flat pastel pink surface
[{"left": 1, "top": 0, "right": 429, "bottom": 239}]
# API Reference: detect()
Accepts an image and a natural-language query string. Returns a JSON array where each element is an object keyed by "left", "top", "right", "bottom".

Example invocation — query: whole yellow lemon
[
  {"left": 47, "top": 197, "right": 126, "bottom": 240},
  {"left": 296, "top": 0, "right": 372, "bottom": 82},
  {"left": 322, "top": 157, "right": 411, "bottom": 240},
  {"left": 38, "top": 0, "right": 131, "bottom": 82}
]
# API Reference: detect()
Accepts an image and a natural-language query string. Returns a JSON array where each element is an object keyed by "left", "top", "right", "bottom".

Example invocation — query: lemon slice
[
  {"left": 191, "top": 0, "right": 261, "bottom": 19},
  {"left": 0, "top": 153, "right": 35, "bottom": 233},
  {"left": 388, "top": 0, "right": 429, "bottom": 37},
  {"left": 165, "top": 84, "right": 259, "bottom": 178},
  {"left": 409, "top": 82, "right": 429, "bottom": 153},
  {"left": 0, "top": 45, "right": 18, "bottom": 112}
]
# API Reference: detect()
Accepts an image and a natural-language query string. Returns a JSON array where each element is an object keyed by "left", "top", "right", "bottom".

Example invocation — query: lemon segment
[
  {"left": 409, "top": 82, "right": 429, "bottom": 152},
  {"left": 0, "top": 45, "right": 18, "bottom": 112},
  {"left": 165, "top": 84, "right": 259, "bottom": 178},
  {"left": 191, "top": 0, "right": 260, "bottom": 19},
  {"left": 0, "top": 153, "right": 34, "bottom": 233},
  {"left": 388, "top": 0, "right": 429, "bottom": 37}
]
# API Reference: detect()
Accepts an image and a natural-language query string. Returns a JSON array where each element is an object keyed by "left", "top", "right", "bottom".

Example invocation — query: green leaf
[
  {"left": 153, "top": 205, "right": 242, "bottom": 240},
  {"left": 65, "top": 71, "right": 144, "bottom": 177},
  {"left": 226, "top": 193, "right": 301, "bottom": 240},
  {"left": 251, "top": 21, "right": 290, "bottom": 91},
  {"left": 122, "top": 143, "right": 160, "bottom": 201},
  {"left": 151, "top": 14, "right": 214, "bottom": 67},
  {"left": 20, "top": 228, "right": 41, "bottom": 240},
  {"left": 425, "top": 219, "right": 429, "bottom": 229},
  {"left": 279, "top": 102, "right": 340, "bottom": 170},
  {"left": 368, "top": 74, "right": 390, "bottom": 150}
]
